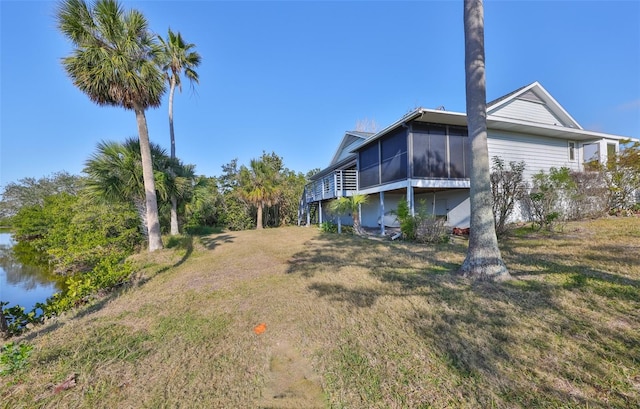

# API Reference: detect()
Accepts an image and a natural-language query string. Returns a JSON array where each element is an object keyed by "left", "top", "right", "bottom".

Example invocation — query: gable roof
[
  {"left": 329, "top": 131, "right": 373, "bottom": 165},
  {"left": 487, "top": 81, "right": 583, "bottom": 129}
]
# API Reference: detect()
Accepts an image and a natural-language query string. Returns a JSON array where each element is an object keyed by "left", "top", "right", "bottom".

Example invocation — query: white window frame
[{"left": 568, "top": 141, "right": 577, "bottom": 162}]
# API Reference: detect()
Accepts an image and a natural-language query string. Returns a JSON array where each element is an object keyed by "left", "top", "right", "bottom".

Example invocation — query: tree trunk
[
  {"left": 459, "top": 0, "right": 510, "bottom": 281},
  {"left": 168, "top": 76, "right": 180, "bottom": 236},
  {"left": 169, "top": 75, "right": 177, "bottom": 159},
  {"left": 256, "top": 204, "right": 264, "bottom": 229},
  {"left": 352, "top": 209, "right": 361, "bottom": 235},
  {"left": 135, "top": 106, "right": 164, "bottom": 251},
  {"left": 170, "top": 195, "right": 179, "bottom": 235}
]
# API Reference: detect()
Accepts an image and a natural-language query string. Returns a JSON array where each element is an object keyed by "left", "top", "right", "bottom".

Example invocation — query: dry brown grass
[{"left": 2, "top": 218, "right": 639, "bottom": 408}]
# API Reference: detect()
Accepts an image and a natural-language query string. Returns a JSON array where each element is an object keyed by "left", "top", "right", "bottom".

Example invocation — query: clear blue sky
[{"left": 1, "top": 0, "right": 639, "bottom": 187}]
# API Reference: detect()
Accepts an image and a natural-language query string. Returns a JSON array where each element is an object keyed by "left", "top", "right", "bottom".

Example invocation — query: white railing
[{"left": 303, "top": 169, "right": 358, "bottom": 203}]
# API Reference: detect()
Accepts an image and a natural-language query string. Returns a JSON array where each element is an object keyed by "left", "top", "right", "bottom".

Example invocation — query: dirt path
[{"left": 257, "top": 339, "right": 325, "bottom": 409}]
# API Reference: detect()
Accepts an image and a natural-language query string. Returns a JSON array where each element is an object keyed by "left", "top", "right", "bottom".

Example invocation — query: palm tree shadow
[{"left": 199, "top": 234, "right": 235, "bottom": 250}]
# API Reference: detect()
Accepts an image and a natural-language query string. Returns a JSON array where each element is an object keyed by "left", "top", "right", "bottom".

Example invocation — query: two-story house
[{"left": 298, "top": 82, "right": 633, "bottom": 232}]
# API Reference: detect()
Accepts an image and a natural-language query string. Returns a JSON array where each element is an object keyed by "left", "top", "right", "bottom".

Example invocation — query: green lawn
[{"left": 2, "top": 218, "right": 639, "bottom": 408}]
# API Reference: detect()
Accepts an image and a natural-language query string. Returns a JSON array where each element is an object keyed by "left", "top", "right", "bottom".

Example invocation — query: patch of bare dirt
[{"left": 258, "top": 340, "right": 325, "bottom": 409}]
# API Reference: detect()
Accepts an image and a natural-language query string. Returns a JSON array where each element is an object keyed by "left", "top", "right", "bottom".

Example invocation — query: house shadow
[{"left": 286, "top": 230, "right": 639, "bottom": 407}]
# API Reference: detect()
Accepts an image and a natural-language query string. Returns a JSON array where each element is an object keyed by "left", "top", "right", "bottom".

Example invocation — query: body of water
[{"left": 0, "top": 233, "right": 63, "bottom": 312}]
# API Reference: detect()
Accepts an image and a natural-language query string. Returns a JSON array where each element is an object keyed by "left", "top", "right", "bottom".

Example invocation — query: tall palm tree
[
  {"left": 158, "top": 29, "right": 201, "bottom": 236},
  {"left": 57, "top": 0, "right": 165, "bottom": 251},
  {"left": 459, "top": 0, "right": 510, "bottom": 280},
  {"left": 238, "top": 157, "right": 281, "bottom": 229}
]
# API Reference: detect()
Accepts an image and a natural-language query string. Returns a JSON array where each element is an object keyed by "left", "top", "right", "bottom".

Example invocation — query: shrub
[
  {"left": 490, "top": 157, "right": 526, "bottom": 237},
  {"left": 320, "top": 222, "right": 338, "bottom": 233},
  {"left": 523, "top": 167, "right": 574, "bottom": 231},
  {"left": 0, "top": 342, "right": 33, "bottom": 376},
  {"left": 397, "top": 199, "right": 449, "bottom": 243}
]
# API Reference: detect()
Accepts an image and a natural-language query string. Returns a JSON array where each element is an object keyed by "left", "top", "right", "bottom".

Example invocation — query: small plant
[
  {"left": 396, "top": 199, "right": 417, "bottom": 240},
  {"left": 0, "top": 342, "right": 33, "bottom": 375},
  {"left": 396, "top": 199, "right": 449, "bottom": 243},
  {"left": 320, "top": 221, "right": 338, "bottom": 233}
]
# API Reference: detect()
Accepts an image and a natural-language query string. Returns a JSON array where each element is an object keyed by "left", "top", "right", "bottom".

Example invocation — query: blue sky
[{"left": 1, "top": 0, "right": 639, "bottom": 187}]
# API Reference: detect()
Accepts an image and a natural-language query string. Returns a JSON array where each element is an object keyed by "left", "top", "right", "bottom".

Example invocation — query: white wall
[
  {"left": 358, "top": 189, "right": 471, "bottom": 229},
  {"left": 487, "top": 131, "right": 581, "bottom": 182}
]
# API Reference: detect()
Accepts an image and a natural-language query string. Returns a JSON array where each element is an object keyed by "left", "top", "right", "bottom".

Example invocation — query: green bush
[
  {"left": 12, "top": 193, "right": 141, "bottom": 274},
  {"left": 320, "top": 222, "right": 338, "bottom": 233},
  {"left": 396, "top": 199, "right": 417, "bottom": 240},
  {"left": 0, "top": 342, "right": 33, "bottom": 376}
]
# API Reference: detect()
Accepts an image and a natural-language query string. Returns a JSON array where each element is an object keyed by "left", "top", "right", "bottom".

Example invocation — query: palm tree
[
  {"left": 329, "top": 197, "right": 350, "bottom": 234},
  {"left": 459, "top": 0, "right": 510, "bottom": 280},
  {"left": 329, "top": 194, "right": 368, "bottom": 235},
  {"left": 84, "top": 138, "right": 194, "bottom": 236},
  {"left": 158, "top": 29, "right": 201, "bottom": 236},
  {"left": 348, "top": 194, "right": 368, "bottom": 235},
  {"left": 57, "top": 0, "right": 165, "bottom": 251},
  {"left": 238, "top": 157, "right": 282, "bottom": 229}
]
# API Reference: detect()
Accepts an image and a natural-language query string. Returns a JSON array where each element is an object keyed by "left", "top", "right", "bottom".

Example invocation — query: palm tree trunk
[
  {"left": 168, "top": 76, "right": 180, "bottom": 236},
  {"left": 256, "top": 204, "right": 263, "bottom": 229},
  {"left": 134, "top": 197, "right": 148, "bottom": 238},
  {"left": 352, "top": 209, "right": 361, "bottom": 235},
  {"left": 169, "top": 76, "right": 177, "bottom": 159},
  {"left": 170, "top": 195, "right": 179, "bottom": 235},
  {"left": 459, "top": 0, "right": 509, "bottom": 280},
  {"left": 135, "top": 106, "right": 164, "bottom": 251}
]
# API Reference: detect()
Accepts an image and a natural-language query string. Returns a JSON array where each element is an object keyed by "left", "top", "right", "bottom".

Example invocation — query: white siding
[
  {"left": 414, "top": 190, "right": 470, "bottom": 228},
  {"left": 490, "top": 99, "right": 565, "bottom": 126},
  {"left": 487, "top": 131, "right": 580, "bottom": 182}
]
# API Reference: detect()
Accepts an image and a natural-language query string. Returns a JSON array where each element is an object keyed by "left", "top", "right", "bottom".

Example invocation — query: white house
[{"left": 298, "top": 82, "right": 634, "bottom": 232}]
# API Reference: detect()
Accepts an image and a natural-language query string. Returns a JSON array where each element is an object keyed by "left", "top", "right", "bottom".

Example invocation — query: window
[
  {"left": 380, "top": 129, "right": 407, "bottom": 183},
  {"left": 568, "top": 141, "right": 576, "bottom": 161},
  {"left": 583, "top": 143, "right": 600, "bottom": 164},
  {"left": 607, "top": 143, "right": 616, "bottom": 165},
  {"left": 449, "top": 127, "right": 469, "bottom": 178},
  {"left": 359, "top": 143, "right": 380, "bottom": 188},
  {"left": 412, "top": 124, "right": 447, "bottom": 178}
]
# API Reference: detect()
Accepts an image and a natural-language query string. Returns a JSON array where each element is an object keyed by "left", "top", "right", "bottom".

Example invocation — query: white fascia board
[
  {"left": 529, "top": 82, "right": 583, "bottom": 130},
  {"left": 487, "top": 81, "right": 583, "bottom": 130},
  {"left": 487, "top": 115, "right": 634, "bottom": 142}
]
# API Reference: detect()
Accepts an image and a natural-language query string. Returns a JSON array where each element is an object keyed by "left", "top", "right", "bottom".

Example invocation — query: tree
[
  {"left": 490, "top": 157, "right": 526, "bottom": 237},
  {"left": 329, "top": 197, "right": 351, "bottom": 234},
  {"left": 158, "top": 28, "right": 201, "bottom": 235},
  {"left": 57, "top": 0, "right": 165, "bottom": 251},
  {"left": 459, "top": 0, "right": 510, "bottom": 280},
  {"left": 329, "top": 194, "right": 368, "bottom": 235},
  {"left": 0, "top": 172, "right": 82, "bottom": 222},
  {"left": 83, "top": 138, "right": 193, "bottom": 235},
  {"left": 238, "top": 153, "right": 283, "bottom": 229}
]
